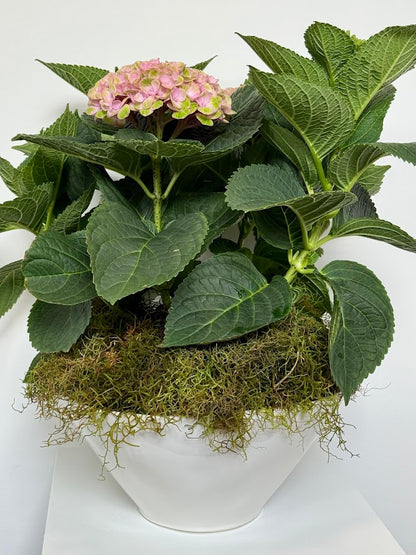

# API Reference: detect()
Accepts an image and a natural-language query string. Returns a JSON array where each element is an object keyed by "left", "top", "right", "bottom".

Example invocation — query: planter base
[{"left": 86, "top": 415, "right": 316, "bottom": 532}]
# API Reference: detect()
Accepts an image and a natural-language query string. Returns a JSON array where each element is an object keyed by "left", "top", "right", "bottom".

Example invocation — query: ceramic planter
[{"left": 86, "top": 413, "right": 316, "bottom": 532}]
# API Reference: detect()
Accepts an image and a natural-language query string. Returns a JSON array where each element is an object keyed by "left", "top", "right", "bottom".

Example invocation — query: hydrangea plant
[{"left": 1, "top": 22, "right": 416, "bottom": 411}]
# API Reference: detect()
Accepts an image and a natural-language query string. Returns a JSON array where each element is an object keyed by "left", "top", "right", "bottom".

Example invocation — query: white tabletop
[{"left": 42, "top": 443, "right": 405, "bottom": 555}]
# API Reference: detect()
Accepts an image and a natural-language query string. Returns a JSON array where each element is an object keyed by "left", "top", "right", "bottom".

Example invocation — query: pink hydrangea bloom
[{"left": 86, "top": 59, "right": 235, "bottom": 126}]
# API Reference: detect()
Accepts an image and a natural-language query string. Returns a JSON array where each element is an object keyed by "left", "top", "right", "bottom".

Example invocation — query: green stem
[
  {"left": 152, "top": 156, "right": 163, "bottom": 232},
  {"left": 136, "top": 177, "right": 155, "bottom": 200},
  {"left": 161, "top": 172, "right": 181, "bottom": 200},
  {"left": 310, "top": 148, "right": 332, "bottom": 191},
  {"left": 284, "top": 250, "right": 312, "bottom": 284},
  {"left": 152, "top": 116, "right": 165, "bottom": 232},
  {"left": 44, "top": 188, "right": 59, "bottom": 230},
  {"left": 44, "top": 162, "right": 66, "bottom": 230}
]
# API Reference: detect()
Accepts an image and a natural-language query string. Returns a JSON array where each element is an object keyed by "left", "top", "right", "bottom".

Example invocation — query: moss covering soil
[{"left": 25, "top": 301, "right": 350, "bottom": 458}]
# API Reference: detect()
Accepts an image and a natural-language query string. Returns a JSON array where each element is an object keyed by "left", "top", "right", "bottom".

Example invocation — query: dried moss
[{"left": 25, "top": 301, "right": 349, "bottom": 458}]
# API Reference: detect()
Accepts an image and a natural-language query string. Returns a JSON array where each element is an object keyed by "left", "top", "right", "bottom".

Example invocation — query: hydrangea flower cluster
[{"left": 86, "top": 59, "right": 235, "bottom": 127}]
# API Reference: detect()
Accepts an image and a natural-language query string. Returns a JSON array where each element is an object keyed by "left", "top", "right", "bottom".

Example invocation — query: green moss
[{"left": 25, "top": 301, "right": 349, "bottom": 457}]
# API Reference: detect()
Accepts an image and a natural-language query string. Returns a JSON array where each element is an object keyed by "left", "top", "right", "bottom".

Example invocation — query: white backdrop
[{"left": 1, "top": 1, "right": 415, "bottom": 553}]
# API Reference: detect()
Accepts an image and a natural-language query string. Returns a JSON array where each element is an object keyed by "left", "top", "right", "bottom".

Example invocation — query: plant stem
[
  {"left": 44, "top": 162, "right": 65, "bottom": 230},
  {"left": 136, "top": 177, "right": 155, "bottom": 200},
  {"left": 161, "top": 172, "right": 181, "bottom": 200},
  {"left": 310, "top": 148, "right": 332, "bottom": 191},
  {"left": 152, "top": 116, "right": 165, "bottom": 232},
  {"left": 152, "top": 156, "right": 163, "bottom": 232}
]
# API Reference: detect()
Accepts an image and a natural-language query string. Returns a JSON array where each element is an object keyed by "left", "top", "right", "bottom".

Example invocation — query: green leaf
[
  {"left": 163, "top": 192, "right": 241, "bottom": 250},
  {"left": 23, "top": 230, "right": 96, "bottom": 305},
  {"left": 249, "top": 68, "right": 355, "bottom": 158},
  {"left": 330, "top": 218, "right": 416, "bottom": 253},
  {"left": 336, "top": 25, "right": 416, "bottom": 118},
  {"left": 322, "top": 260, "right": 394, "bottom": 404},
  {"left": 114, "top": 130, "right": 205, "bottom": 158},
  {"left": 328, "top": 142, "right": 416, "bottom": 190},
  {"left": 372, "top": 142, "right": 416, "bottom": 165},
  {"left": 226, "top": 163, "right": 356, "bottom": 227},
  {"left": 86, "top": 202, "right": 208, "bottom": 304},
  {"left": 226, "top": 162, "right": 305, "bottom": 212},
  {"left": 172, "top": 85, "right": 264, "bottom": 170},
  {"left": 354, "top": 87, "right": 396, "bottom": 143},
  {"left": 254, "top": 206, "right": 303, "bottom": 250},
  {"left": 238, "top": 33, "right": 329, "bottom": 85},
  {"left": 332, "top": 184, "right": 377, "bottom": 228},
  {"left": 13, "top": 107, "right": 80, "bottom": 194},
  {"left": 0, "top": 182, "right": 53, "bottom": 233},
  {"left": 45, "top": 105, "right": 80, "bottom": 136},
  {"left": 13, "top": 134, "right": 143, "bottom": 182},
  {"left": 358, "top": 164, "right": 390, "bottom": 195},
  {"left": 304, "top": 22, "right": 356, "bottom": 82},
  {"left": 162, "top": 252, "right": 292, "bottom": 347},
  {"left": 344, "top": 85, "right": 396, "bottom": 146},
  {"left": 28, "top": 300, "right": 91, "bottom": 353},
  {"left": 37, "top": 60, "right": 109, "bottom": 94},
  {"left": 0, "top": 157, "right": 19, "bottom": 195},
  {"left": 261, "top": 121, "right": 320, "bottom": 187},
  {"left": 80, "top": 114, "right": 122, "bottom": 136},
  {"left": 90, "top": 167, "right": 132, "bottom": 208},
  {"left": 50, "top": 187, "right": 94, "bottom": 234},
  {"left": 191, "top": 56, "right": 217, "bottom": 71},
  {"left": 0, "top": 260, "right": 25, "bottom": 317}
]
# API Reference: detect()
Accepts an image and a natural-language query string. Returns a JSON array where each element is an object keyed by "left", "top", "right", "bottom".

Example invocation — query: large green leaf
[
  {"left": 249, "top": 68, "right": 355, "bottom": 158},
  {"left": 304, "top": 22, "right": 356, "bottom": 83},
  {"left": 330, "top": 218, "right": 416, "bottom": 253},
  {"left": 162, "top": 252, "right": 292, "bottom": 347},
  {"left": 86, "top": 202, "right": 208, "bottom": 303},
  {"left": 261, "top": 121, "right": 319, "bottom": 188},
  {"left": 37, "top": 60, "right": 109, "bottom": 94},
  {"left": 328, "top": 142, "right": 416, "bottom": 190},
  {"left": 163, "top": 193, "right": 241, "bottom": 250},
  {"left": 28, "top": 300, "right": 92, "bottom": 353},
  {"left": 336, "top": 25, "right": 416, "bottom": 118},
  {"left": 344, "top": 86, "right": 396, "bottom": 146},
  {"left": 226, "top": 162, "right": 305, "bottom": 211},
  {"left": 13, "top": 134, "right": 143, "bottom": 182},
  {"left": 0, "top": 182, "right": 53, "bottom": 233},
  {"left": 238, "top": 33, "right": 329, "bottom": 85},
  {"left": 23, "top": 230, "right": 96, "bottom": 305},
  {"left": 226, "top": 163, "right": 356, "bottom": 227},
  {"left": 322, "top": 260, "right": 394, "bottom": 404},
  {"left": 0, "top": 260, "right": 25, "bottom": 317}
]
